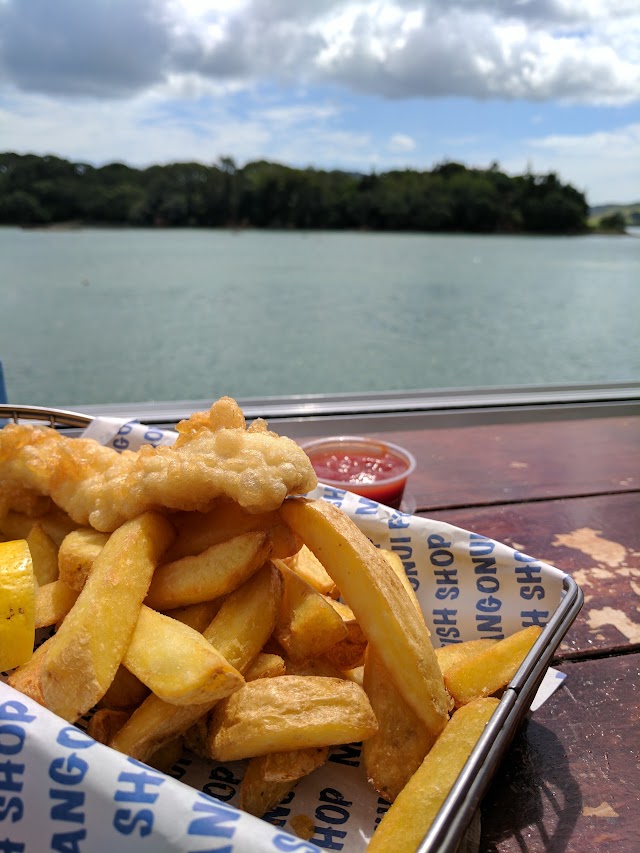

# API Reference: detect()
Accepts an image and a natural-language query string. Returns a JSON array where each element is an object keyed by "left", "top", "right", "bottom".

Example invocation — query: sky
[{"left": 0, "top": 0, "right": 639, "bottom": 206}]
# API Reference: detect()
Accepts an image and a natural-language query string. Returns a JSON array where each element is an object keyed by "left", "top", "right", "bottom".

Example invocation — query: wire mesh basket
[{"left": 0, "top": 405, "right": 93, "bottom": 429}]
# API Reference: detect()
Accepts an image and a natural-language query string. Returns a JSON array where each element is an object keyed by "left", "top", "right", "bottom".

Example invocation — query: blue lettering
[
  {"left": 0, "top": 840, "right": 24, "bottom": 852},
  {"left": 311, "top": 826, "right": 347, "bottom": 850},
  {"left": 476, "top": 576, "right": 500, "bottom": 594},
  {"left": 56, "top": 727, "right": 94, "bottom": 751},
  {"left": 50, "top": 829, "right": 86, "bottom": 853},
  {"left": 355, "top": 497, "right": 379, "bottom": 515},
  {"left": 113, "top": 808, "right": 154, "bottom": 836},
  {"left": 114, "top": 769, "right": 163, "bottom": 803},
  {"left": 388, "top": 512, "right": 411, "bottom": 529},
  {"left": 48, "top": 755, "right": 88, "bottom": 786},
  {"left": 50, "top": 789, "right": 85, "bottom": 824},
  {"left": 432, "top": 608, "right": 457, "bottom": 626},
  {"left": 321, "top": 487, "right": 346, "bottom": 506},
  {"left": 0, "top": 702, "right": 35, "bottom": 725},
  {"left": 435, "top": 586, "right": 459, "bottom": 601},
  {"left": 327, "top": 743, "right": 361, "bottom": 767},
  {"left": 0, "top": 762, "right": 24, "bottom": 793},
  {"left": 427, "top": 535, "right": 451, "bottom": 550},
  {"left": 519, "top": 585, "right": 545, "bottom": 601},
  {"left": 0, "top": 727, "right": 25, "bottom": 756},
  {"left": 472, "top": 557, "right": 497, "bottom": 574},
  {"left": 273, "top": 835, "right": 320, "bottom": 852},
  {"left": 469, "top": 535, "right": 495, "bottom": 556},
  {"left": 316, "top": 804, "right": 349, "bottom": 824},
  {"left": 521, "top": 610, "right": 549, "bottom": 628},
  {"left": 477, "top": 596, "right": 502, "bottom": 612},
  {"left": 0, "top": 796, "right": 23, "bottom": 821},
  {"left": 202, "top": 765, "right": 240, "bottom": 803},
  {"left": 187, "top": 795, "right": 240, "bottom": 842},
  {"left": 429, "top": 549, "right": 454, "bottom": 567},
  {"left": 318, "top": 789, "right": 351, "bottom": 808},
  {"left": 476, "top": 614, "right": 504, "bottom": 636},
  {"left": 389, "top": 539, "right": 412, "bottom": 562},
  {"left": 435, "top": 626, "right": 461, "bottom": 640}
]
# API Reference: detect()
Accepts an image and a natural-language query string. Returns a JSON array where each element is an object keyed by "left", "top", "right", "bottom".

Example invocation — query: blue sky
[{"left": 1, "top": 0, "right": 639, "bottom": 205}]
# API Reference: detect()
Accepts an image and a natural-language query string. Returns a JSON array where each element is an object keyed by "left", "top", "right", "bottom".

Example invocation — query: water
[{"left": 1, "top": 227, "right": 639, "bottom": 407}]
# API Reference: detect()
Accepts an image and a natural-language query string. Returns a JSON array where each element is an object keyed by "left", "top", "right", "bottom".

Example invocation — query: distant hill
[{"left": 589, "top": 202, "right": 640, "bottom": 226}]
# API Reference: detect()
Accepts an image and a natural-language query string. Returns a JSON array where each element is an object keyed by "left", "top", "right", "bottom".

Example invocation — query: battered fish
[{"left": 0, "top": 397, "right": 317, "bottom": 532}]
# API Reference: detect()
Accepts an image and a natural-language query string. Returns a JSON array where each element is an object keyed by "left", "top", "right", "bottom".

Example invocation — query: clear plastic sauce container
[{"left": 302, "top": 436, "right": 416, "bottom": 509}]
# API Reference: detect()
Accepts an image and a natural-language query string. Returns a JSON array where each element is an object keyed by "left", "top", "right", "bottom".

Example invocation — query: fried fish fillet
[{"left": 0, "top": 397, "right": 317, "bottom": 532}]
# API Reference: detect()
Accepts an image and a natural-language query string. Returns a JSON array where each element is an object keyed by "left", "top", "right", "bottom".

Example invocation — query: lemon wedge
[{"left": 0, "top": 539, "right": 36, "bottom": 671}]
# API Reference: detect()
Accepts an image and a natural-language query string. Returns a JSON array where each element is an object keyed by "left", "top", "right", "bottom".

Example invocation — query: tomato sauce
[{"left": 304, "top": 438, "right": 415, "bottom": 508}]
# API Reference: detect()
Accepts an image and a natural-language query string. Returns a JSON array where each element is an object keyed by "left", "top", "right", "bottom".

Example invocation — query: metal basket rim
[{"left": 0, "top": 404, "right": 93, "bottom": 428}]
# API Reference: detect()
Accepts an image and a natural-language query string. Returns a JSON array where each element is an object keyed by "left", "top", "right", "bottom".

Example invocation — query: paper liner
[{"left": 0, "top": 416, "right": 569, "bottom": 852}]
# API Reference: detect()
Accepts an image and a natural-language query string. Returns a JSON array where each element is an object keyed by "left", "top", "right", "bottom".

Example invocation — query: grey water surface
[{"left": 1, "top": 227, "right": 638, "bottom": 407}]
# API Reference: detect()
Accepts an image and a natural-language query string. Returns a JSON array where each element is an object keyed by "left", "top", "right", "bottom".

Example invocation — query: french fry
[
  {"left": 165, "top": 500, "right": 301, "bottom": 562},
  {"left": 8, "top": 637, "right": 49, "bottom": 705},
  {"left": 87, "top": 708, "right": 182, "bottom": 774},
  {"left": 148, "top": 737, "right": 184, "bottom": 773},
  {"left": 239, "top": 769, "right": 295, "bottom": 819},
  {"left": 367, "top": 698, "right": 500, "bottom": 852},
  {"left": 0, "top": 508, "right": 78, "bottom": 546},
  {"left": 0, "top": 489, "right": 52, "bottom": 520},
  {"left": 380, "top": 548, "right": 423, "bottom": 618},
  {"left": 183, "top": 649, "right": 287, "bottom": 756},
  {"left": 162, "top": 600, "right": 222, "bottom": 633},
  {"left": 210, "top": 675, "right": 378, "bottom": 761},
  {"left": 444, "top": 626, "right": 542, "bottom": 707},
  {"left": 110, "top": 562, "right": 282, "bottom": 762},
  {"left": 282, "top": 655, "right": 346, "bottom": 680},
  {"left": 87, "top": 708, "right": 131, "bottom": 745},
  {"left": 57, "top": 528, "right": 109, "bottom": 591},
  {"left": 435, "top": 638, "right": 498, "bottom": 675},
  {"left": 240, "top": 747, "right": 329, "bottom": 817},
  {"left": 145, "top": 531, "right": 272, "bottom": 610},
  {"left": 40, "top": 512, "right": 175, "bottom": 722},
  {"left": 262, "top": 746, "right": 329, "bottom": 782},
  {"left": 323, "top": 597, "right": 368, "bottom": 670},
  {"left": 280, "top": 498, "right": 449, "bottom": 739},
  {"left": 274, "top": 562, "right": 348, "bottom": 662},
  {"left": 34, "top": 580, "right": 79, "bottom": 628},
  {"left": 123, "top": 605, "right": 244, "bottom": 706},
  {"left": 27, "top": 522, "right": 59, "bottom": 585},
  {"left": 283, "top": 544, "right": 338, "bottom": 598},
  {"left": 363, "top": 646, "right": 437, "bottom": 802},
  {"left": 97, "top": 665, "right": 150, "bottom": 710},
  {"left": 244, "top": 653, "right": 286, "bottom": 681},
  {"left": 343, "top": 665, "right": 364, "bottom": 686}
]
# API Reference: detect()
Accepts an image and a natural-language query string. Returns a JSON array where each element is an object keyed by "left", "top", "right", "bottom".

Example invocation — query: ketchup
[{"left": 304, "top": 438, "right": 415, "bottom": 509}]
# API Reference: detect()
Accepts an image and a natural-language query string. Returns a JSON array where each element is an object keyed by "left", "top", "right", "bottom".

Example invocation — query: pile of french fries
[{"left": 1, "top": 477, "right": 542, "bottom": 851}]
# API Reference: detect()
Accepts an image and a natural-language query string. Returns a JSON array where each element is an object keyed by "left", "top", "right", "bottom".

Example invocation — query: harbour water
[{"left": 1, "top": 226, "right": 639, "bottom": 408}]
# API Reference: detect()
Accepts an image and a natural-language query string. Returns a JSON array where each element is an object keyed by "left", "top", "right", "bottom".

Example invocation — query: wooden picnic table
[{"left": 343, "top": 414, "right": 639, "bottom": 852}]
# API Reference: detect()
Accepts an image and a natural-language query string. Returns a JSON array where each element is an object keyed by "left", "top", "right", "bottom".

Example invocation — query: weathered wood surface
[
  {"left": 424, "top": 492, "right": 640, "bottom": 659},
  {"left": 351, "top": 413, "right": 639, "bottom": 852},
  {"left": 365, "top": 415, "right": 640, "bottom": 511},
  {"left": 479, "top": 653, "right": 640, "bottom": 853}
]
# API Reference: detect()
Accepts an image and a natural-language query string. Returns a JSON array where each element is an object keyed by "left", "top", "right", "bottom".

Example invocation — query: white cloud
[
  {"left": 502, "top": 122, "right": 640, "bottom": 204},
  {"left": 0, "top": 1, "right": 639, "bottom": 104},
  {"left": 388, "top": 133, "right": 415, "bottom": 152},
  {"left": 0, "top": 89, "right": 271, "bottom": 166}
]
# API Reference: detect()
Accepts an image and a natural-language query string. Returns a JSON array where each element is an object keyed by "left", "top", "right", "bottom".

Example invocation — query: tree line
[{"left": 0, "top": 152, "right": 589, "bottom": 234}]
